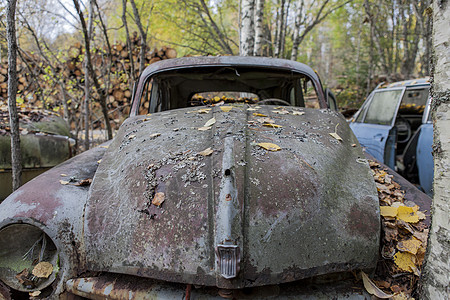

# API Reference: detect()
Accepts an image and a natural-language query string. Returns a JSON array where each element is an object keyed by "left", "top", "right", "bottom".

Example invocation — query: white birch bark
[
  {"left": 253, "top": 0, "right": 265, "bottom": 56},
  {"left": 421, "top": 1, "right": 450, "bottom": 299},
  {"left": 240, "top": 0, "right": 255, "bottom": 56}
]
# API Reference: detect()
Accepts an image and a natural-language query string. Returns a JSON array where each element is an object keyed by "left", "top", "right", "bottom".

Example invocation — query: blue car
[{"left": 350, "top": 78, "right": 433, "bottom": 195}]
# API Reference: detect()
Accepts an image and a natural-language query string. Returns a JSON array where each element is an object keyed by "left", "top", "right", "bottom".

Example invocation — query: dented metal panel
[{"left": 84, "top": 106, "right": 379, "bottom": 289}]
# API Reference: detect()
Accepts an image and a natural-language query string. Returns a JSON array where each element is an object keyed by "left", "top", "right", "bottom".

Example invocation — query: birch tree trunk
[
  {"left": 253, "top": 0, "right": 265, "bottom": 56},
  {"left": 6, "top": 0, "right": 22, "bottom": 191},
  {"left": 291, "top": 0, "right": 304, "bottom": 61},
  {"left": 240, "top": 0, "right": 255, "bottom": 56},
  {"left": 129, "top": 0, "right": 147, "bottom": 75},
  {"left": 420, "top": 1, "right": 450, "bottom": 299}
]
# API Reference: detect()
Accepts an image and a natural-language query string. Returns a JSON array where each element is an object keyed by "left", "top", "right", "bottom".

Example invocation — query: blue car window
[{"left": 364, "top": 90, "right": 403, "bottom": 125}]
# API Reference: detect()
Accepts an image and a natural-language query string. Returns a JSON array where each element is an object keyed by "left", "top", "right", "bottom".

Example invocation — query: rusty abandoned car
[{"left": 0, "top": 57, "right": 381, "bottom": 299}]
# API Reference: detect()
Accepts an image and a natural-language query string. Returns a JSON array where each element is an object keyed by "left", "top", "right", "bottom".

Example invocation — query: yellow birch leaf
[
  {"left": 128, "top": 134, "right": 136, "bottom": 139},
  {"left": 253, "top": 113, "right": 267, "bottom": 117},
  {"left": 198, "top": 126, "right": 211, "bottom": 131},
  {"left": 152, "top": 192, "right": 165, "bottom": 207},
  {"left": 360, "top": 271, "right": 393, "bottom": 299},
  {"left": 60, "top": 174, "right": 68, "bottom": 177},
  {"left": 397, "top": 237, "right": 422, "bottom": 255},
  {"left": 272, "top": 110, "right": 289, "bottom": 115},
  {"left": 59, "top": 180, "right": 70, "bottom": 185},
  {"left": 198, "top": 147, "right": 214, "bottom": 156},
  {"left": 380, "top": 206, "right": 398, "bottom": 218},
  {"left": 263, "top": 123, "right": 282, "bottom": 128},
  {"left": 257, "top": 117, "right": 275, "bottom": 124},
  {"left": 97, "top": 159, "right": 102, "bottom": 164},
  {"left": 397, "top": 206, "right": 420, "bottom": 223},
  {"left": 204, "top": 117, "right": 216, "bottom": 127},
  {"left": 329, "top": 123, "right": 343, "bottom": 141},
  {"left": 257, "top": 142, "right": 281, "bottom": 151},
  {"left": 100, "top": 145, "right": 109, "bottom": 149},
  {"left": 150, "top": 133, "right": 161, "bottom": 138},
  {"left": 394, "top": 251, "right": 416, "bottom": 272},
  {"left": 247, "top": 108, "right": 258, "bottom": 111},
  {"left": 220, "top": 106, "right": 232, "bottom": 112},
  {"left": 417, "top": 211, "right": 426, "bottom": 220},
  {"left": 292, "top": 111, "right": 305, "bottom": 116},
  {"left": 32, "top": 262, "right": 53, "bottom": 278}
]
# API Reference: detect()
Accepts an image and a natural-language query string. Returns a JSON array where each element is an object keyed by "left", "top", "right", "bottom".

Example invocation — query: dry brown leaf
[
  {"left": 152, "top": 192, "right": 165, "bottom": 207},
  {"left": 220, "top": 106, "right": 232, "bottom": 112},
  {"left": 257, "top": 142, "right": 281, "bottom": 151},
  {"left": 198, "top": 147, "right": 214, "bottom": 156},
  {"left": 32, "top": 262, "right": 53, "bottom": 278},
  {"left": 75, "top": 178, "right": 92, "bottom": 186},
  {"left": 30, "top": 291, "right": 41, "bottom": 297},
  {"left": 329, "top": 123, "right": 343, "bottom": 142},
  {"left": 361, "top": 271, "right": 393, "bottom": 298},
  {"left": 59, "top": 180, "right": 70, "bottom": 185}
]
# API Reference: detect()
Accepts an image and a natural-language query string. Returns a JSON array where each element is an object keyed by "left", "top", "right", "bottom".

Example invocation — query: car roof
[
  {"left": 139, "top": 56, "right": 322, "bottom": 83},
  {"left": 377, "top": 78, "right": 430, "bottom": 89}
]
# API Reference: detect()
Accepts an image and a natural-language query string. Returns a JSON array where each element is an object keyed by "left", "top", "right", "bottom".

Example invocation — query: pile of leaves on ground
[{"left": 363, "top": 160, "right": 429, "bottom": 300}]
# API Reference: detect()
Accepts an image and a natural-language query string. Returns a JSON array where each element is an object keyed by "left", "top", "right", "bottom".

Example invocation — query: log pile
[{"left": 0, "top": 34, "right": 177, "bottom": 131}]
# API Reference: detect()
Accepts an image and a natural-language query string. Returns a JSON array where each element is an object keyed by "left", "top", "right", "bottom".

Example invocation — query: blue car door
[{"left": 350, "top": 88, "right": 406, "bottom": 168}]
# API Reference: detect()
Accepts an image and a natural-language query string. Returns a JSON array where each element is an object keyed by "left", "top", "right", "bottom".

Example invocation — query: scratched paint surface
[{"left": 84, "top": 106, "right": 379, "bottom": 288}]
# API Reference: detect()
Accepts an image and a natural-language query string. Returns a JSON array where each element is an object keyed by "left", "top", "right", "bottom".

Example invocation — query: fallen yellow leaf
[
  {"left": 30, "top": 291, "right": 41, "bottom": 297},
  {"left": 100, "top": 145, "right": 109, "bottom": 149},
  {"left": 263, "top": 123, "right": 282, "bottom": 128},
  {"left": 397, "top": 205, "right": 420, "bottom": 223},
  {"left": 329, "top": 123, "right": 343, "bottom": 142},
  {"left": 220, "top": 106, "right": 232, "bottom": 112},
  {"left": 128, "top": 134, "right": 136, "bottom": 139},
  {"left": 32, "top": 262, "right": 53, "bottom": 278},
  {"left": 360, "top": 271, "right": 393, "bottom": 299},
  {"left": 253, "top": 113, "right": 267, "bottom": 117},
  {"left": 394, "top": 252, "right": 416, "bottom": 272},
  {"left": 257, "top": 117, "right": 275, "bottom": 124},
  {"left": 152, "top": 192, "right": 165, "bottom": 207},
  {"left": 292, "top": 111, "right": 305, "bottom": 116},
  {"left": 150, "top": 133, "right": 161, "bottom": 138},
  {"left": 198, "top": 147, "right": 214, "bottom": 156},
  {"left": 204, "top": 117, "right": 216, "bottom": 127},
  {"left": 257, "top": 142, "right": 281, "bottom": 151},
  {"left": 59, "top": 180, "right": 70, "bottom": 185},
  {"left": 198, "top": 126, "right": 211, "bottom": 131},
  {"left": 397, "top": 237, "right": 422, "bottom": 255},
  {"left": 60, "top": 174, "right": 68, "bottom": 177},
  {"left": 380, "top": 206, "right": 398, "bottom": 218},
  {"left": 272, "top": 110, "right": 289, "bottom": 115}
]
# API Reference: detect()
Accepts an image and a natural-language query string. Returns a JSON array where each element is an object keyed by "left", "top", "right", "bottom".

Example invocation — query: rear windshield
[{"left": 136, "top": 66, "right": 322, "bottom": 114}]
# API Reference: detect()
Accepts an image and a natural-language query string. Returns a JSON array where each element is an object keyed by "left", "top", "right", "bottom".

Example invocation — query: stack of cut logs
[{"left": 0, "top": 34, "right": 177, "bottom": 131}]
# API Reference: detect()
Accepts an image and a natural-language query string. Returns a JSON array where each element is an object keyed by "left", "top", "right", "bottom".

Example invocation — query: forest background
[{"left": 0, "top": 0, "right": 432, "bottom": 149}]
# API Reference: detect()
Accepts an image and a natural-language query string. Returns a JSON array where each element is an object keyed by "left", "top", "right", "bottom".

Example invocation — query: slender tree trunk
[
  {"left": 240, "top": 0, "right": 255, "bottom": 56},
  {"left": 274, "top": 0, "right": 285, "bottom": 58},
  {"left": 253, "top": 0, "right": 265, "bottom": 56},
  {"left": 129, "top": 0, "right": 147, "bottom": 75},
  {"left": 291, "top": 0, "right": 304, "bottom": 61},
  {"left": 122, "top": 0, "right": 136, "bottom": 87},
  {"left": 279, "top": 0, "right": 290, "bottom": 58},
  {"left": 420, "top": 1, "right": 450, "bottom": 299},
  {"left": 6, "top": 0, "right": 22, "bottom": 191}
]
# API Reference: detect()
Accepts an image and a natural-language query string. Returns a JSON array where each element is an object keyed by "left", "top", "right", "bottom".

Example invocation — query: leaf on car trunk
[
  {"left": 32, "top": 262, "right": 53, "bottom": 278},
  {"left": 257, "top": 117, "right": 275, "bottom": 124},
  {"left": 150, "top": 133, "right": 161, "bottom": 138},
  {"left": 380, "top": 206, "right": 398, "bottom": 217},
  {"left": 198, "top": 147, "right": 213, "bottom": 156},
  {"left": 59, "top": 180, "right": 70, "bottom": 185},
  {"left": 263, "top": 123, "right": 282, "bottom": 128},
  {"left": 253, "top": 113, "right": 267, "bottom": 117},
  {"left": 204, "top": 117, "right": 216, "bottom": 127},
  {"left": 220, "top": 106, "right": 232, "bottom": 112},
  {"left": 257, "top": 142, "right": 281, "bottom": 151},
  {"left": 361, "top": 271, "right": 393, "bottom": 299},
  {"left": 272, "top": 109, "right": 289, "bottom": 114},
  {"left": 152, "top": 192, "right": 165, "bottom": 207},
  {"left": 74, "top": 178, "right": 92, "bottom": 186},
  {"left": 329, "top": 123, "right": 343, "bottom": 141},
  {"left": 292, "top": 111, "right": 305, "bottom": 116}
]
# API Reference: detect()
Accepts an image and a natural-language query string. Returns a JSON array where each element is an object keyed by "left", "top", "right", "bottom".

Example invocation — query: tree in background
[{"left": 6, "top": 0, "right": 22, "bottom": 190}]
